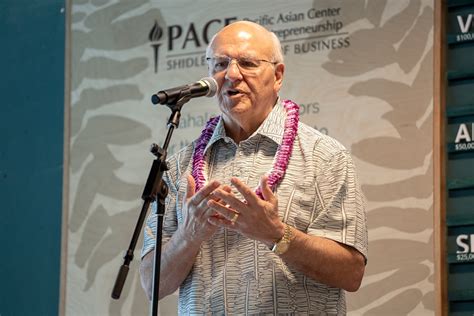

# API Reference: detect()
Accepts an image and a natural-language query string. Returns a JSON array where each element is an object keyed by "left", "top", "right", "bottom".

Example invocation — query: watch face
[
  {"left": 275, "top": 241, "right": 289, "bottom": 255},
  {"left": 272, "top": 224, "right": 293, "bottom": 255}
]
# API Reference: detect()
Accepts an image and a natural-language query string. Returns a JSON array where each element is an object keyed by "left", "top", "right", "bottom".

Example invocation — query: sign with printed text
[
  {"left": 448, "top": 228, "right": 474, "bottom": 263},
  {"left": 455, "top": 12, "right": 474, "bottom": 42},
  {"left": 456, "top": 233, "right": 474, "bottom": 262},
  {"left": 448, "top": 121, "right": 474, "bottom": 153}
]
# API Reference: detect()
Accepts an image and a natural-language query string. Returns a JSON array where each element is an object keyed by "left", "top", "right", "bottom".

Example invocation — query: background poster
[{"left": 66, "top": 0, "right": 434, "bottom": 314}]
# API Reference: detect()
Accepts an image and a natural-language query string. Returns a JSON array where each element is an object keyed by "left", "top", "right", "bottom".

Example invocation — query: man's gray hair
[{"left": 269, "top": 31, "right": 284, "bottom": 64}]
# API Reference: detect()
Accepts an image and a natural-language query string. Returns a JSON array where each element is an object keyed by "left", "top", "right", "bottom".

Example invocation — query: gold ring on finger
[{"left": 230, "top": 212, "right": 239, "bottom": 224}]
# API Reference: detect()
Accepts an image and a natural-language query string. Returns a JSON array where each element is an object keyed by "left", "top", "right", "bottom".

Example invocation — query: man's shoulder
[
  {"left": 164, "top": 141, "right": 196, "bottom": 183},
  {"left": 297, "top": 122, "right": 348, "bottom": 162},
  {"left": 167, "top": 141, "right": 195, "bottom": 163}
]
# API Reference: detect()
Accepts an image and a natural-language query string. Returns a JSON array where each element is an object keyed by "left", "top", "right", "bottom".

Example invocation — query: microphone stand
[{"left": 111, "top": 91, "right": 192, "bottom": 316}]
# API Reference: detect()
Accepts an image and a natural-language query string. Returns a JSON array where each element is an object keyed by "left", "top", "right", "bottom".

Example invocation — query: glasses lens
[
  {"left": 237, "top": 58, "right": 260, "bottom": 70},
  {"left": 211, "top": 57, "right": 230, "bottom": 72},
  {"left": 208, "top": 56, "right": 269, "bottom": 74}
]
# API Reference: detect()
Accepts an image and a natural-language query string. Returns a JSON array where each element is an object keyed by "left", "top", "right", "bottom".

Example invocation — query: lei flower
[{"left": 191, "top": 99, "right": 299, "bottom": 200}]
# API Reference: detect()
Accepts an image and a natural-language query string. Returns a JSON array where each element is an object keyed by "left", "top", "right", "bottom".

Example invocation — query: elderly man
[{"left": 140, "top": 21, "right": 367, "bottom": 315}]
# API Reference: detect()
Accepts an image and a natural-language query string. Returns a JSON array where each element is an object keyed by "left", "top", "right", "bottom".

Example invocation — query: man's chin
[
  {"left": 227, "top": 103, "right": 251, "bottom": 117},
  {"left": 220, "top": 98, "right": 249, "bottom": 112}
]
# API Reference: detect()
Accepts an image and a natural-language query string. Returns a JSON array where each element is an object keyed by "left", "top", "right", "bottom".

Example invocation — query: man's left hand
[{"left": 207, "top": 176, "right": 285, "bottom": 247}]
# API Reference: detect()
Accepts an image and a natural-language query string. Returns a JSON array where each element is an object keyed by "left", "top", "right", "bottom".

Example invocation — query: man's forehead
[
  {"left": 209, "top": 47, "right": 263, "bottom": 60},
  {"left": 210, "top": 29, "right": 270, "bottom": 56},
  {"left": 214, "top": 29, "right": 254, "bottom": 44}
]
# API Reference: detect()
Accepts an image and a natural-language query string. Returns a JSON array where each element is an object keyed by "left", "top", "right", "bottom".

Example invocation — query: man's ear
[{"left": 274, "top": 63, "right": 285, "bottom": 92}]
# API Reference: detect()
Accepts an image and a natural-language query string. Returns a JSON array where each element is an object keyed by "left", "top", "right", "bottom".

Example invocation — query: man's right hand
[
  {"left": 140, "top": 175, "right": 227, "bottom": 300},
  {"left": 179, "top": 175, "right": 223, "bottom": 243}
]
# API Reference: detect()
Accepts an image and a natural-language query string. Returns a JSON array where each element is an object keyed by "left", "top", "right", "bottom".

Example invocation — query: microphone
[{"left": 151, "top": 77, "right": 218, "bottom": 105}]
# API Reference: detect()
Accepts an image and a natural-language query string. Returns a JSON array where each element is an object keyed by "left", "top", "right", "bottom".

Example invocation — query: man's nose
[{"left": 225, "top": 60, "right": 243, "bottom": 81}]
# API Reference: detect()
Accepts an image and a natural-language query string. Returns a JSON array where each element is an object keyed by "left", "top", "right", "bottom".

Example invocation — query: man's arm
[
  {"left": 139, "top": 227, "right": 203, "bottom": 300},
  {"left": 279, "top": 227, "right": 365, "bottom": 291},
  {"left": 139, "top": 176, "right": 222, "bottom": 300}
]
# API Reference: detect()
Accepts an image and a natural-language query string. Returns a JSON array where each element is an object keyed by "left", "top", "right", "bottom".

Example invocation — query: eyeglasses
[{"left": 206, "top": 55, "right": 278, "bottom": 74}]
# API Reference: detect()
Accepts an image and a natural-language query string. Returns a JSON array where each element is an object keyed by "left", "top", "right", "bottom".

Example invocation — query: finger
[
  {"left": 212, "top": 187, "right": 246, "bottom": 211},
  {"left": 204, "top": 201, "right": 225, "bottom": 219},
  {"left": 196, "top": 196, "right": 211, "bottom": 212},
  {"left": 186, "top": 175, "right": 196, "bottom": 201},
  {"left": 260, "top": 175, "right": 276, "bottom": 203},
  {"left": 208, "top": 199, "right": 239, "bottom": 221},
  {"left": 207, "top": 214, "right": 239, "bottom": 229},
  {"left": 192, "top": 179, "right": 221, "bottom": 205},
  {"left": 208, "top": 185, "right": 231, "bottom": 203},
  {"left": 230, "top": 177, "right": 260, "bottom": 205},
  {"left": 211, "top": 185, "right": 233, "bottom": 203},
  {"left": 222, "top": 185, "right": 232, "bottom": 193},
  {"left": 207, "top": 185, "right": 233, "bottom": 219}
]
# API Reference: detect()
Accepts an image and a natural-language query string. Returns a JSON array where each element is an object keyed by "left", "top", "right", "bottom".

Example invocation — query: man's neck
[
  {"left": 223, "top": 111, "right": 269, "bottom": 143},
  {"left": 222, "top": 98, "right": 279, "bottom": 143},
  {"left": 222, "top": 122, "right": 252, "bottom": 144}
]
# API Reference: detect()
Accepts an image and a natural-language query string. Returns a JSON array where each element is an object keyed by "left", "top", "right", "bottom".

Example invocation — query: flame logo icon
[
  {"left": 149, "top": 20, "right": 163, "bottom": 73},
  {"left": 149, "top": 20, "right": 163, "bottom": 41}
]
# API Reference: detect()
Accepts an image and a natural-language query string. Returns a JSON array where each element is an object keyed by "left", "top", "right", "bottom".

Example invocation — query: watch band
[{"left": 270, "top": 224, "right": 293, "bottom": 255}]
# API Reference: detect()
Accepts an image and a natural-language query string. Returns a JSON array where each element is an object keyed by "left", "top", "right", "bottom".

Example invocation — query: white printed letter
[
  {"left": 457, "top": 234, "right": 470, "bottom": 254},
  {"left": 455, "top": 123, "right": 472, "bottom": 143},
  {"left": 457, "top": 14, "right": 473, "bottom": 33}
]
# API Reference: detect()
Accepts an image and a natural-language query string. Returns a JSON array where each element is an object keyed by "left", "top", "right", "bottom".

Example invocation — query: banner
[{"left": 67, "top": 0, "right": 434, "bottom": 314}]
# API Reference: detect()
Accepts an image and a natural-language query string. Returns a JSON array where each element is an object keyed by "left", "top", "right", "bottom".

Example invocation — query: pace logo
[
  {"left": 456, "top": 234, "right": 474, "bottom": 261},
  {"left": 147, "top": 7, "right": 351, "bottom": 72},
  {"left": 148, "top": 18, "right": 237, "bottom": 73},
  {"left": 454, "top": 122, "right": 474, "bottom": 152}
]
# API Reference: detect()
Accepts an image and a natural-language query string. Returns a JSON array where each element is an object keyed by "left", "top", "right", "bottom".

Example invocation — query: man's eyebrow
[{"left": 211, "top": 53, "right": 259, "bottom": 60}]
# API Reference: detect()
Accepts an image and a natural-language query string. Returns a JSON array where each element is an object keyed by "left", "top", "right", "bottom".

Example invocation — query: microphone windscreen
[{"left": 200, "top": 77, "right": 218, "bottom": 97}]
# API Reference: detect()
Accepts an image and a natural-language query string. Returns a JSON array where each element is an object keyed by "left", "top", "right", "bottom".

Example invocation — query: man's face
[{"left": 207, "top": 26, "right": 284, "bottom": 128}]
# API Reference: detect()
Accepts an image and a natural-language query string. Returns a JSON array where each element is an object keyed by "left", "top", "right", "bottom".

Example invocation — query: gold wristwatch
[{"left": 271, "top": 224, "right": 293, "bottom": 255}]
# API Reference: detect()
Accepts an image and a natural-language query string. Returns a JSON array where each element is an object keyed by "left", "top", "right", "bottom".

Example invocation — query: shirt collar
[
  {"left": 203, "top": 99, "right": 286, "bottom": 154},
  {"left": 204, "top": 116, "right": 227, "bottom": 154},
  {"left": 253, "top": 99, "right": 285, "bottom": 145}
]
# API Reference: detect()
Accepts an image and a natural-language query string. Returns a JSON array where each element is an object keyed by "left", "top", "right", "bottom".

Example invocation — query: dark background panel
[{"left": 0, "top": 1, "right": 65, "bottom": 315}]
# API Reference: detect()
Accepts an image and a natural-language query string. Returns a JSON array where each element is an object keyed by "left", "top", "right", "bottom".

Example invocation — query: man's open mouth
[{"left": 226, "top": 89, "right": 241, "bottom": 96}]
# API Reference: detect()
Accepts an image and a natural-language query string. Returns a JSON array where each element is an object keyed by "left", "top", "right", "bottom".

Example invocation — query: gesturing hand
[
  {"left": 207, "top": 176, "right": 285, "bottom": 247},
  {"left": 180, "top": 175, "right": 222, "bottom": 243}
]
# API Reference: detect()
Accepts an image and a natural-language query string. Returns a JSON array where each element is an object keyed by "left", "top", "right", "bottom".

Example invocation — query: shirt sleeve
[
  {"left": 307, "top": 149, "right": 368, "bottom": 261},
  {"left": 141, "top": 170, "right": 180, "bottom": 259}
]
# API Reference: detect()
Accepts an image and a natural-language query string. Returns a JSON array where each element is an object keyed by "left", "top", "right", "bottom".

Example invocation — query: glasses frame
[{"left": 206, "top": 55, "right": 278, "bottom": 74}]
